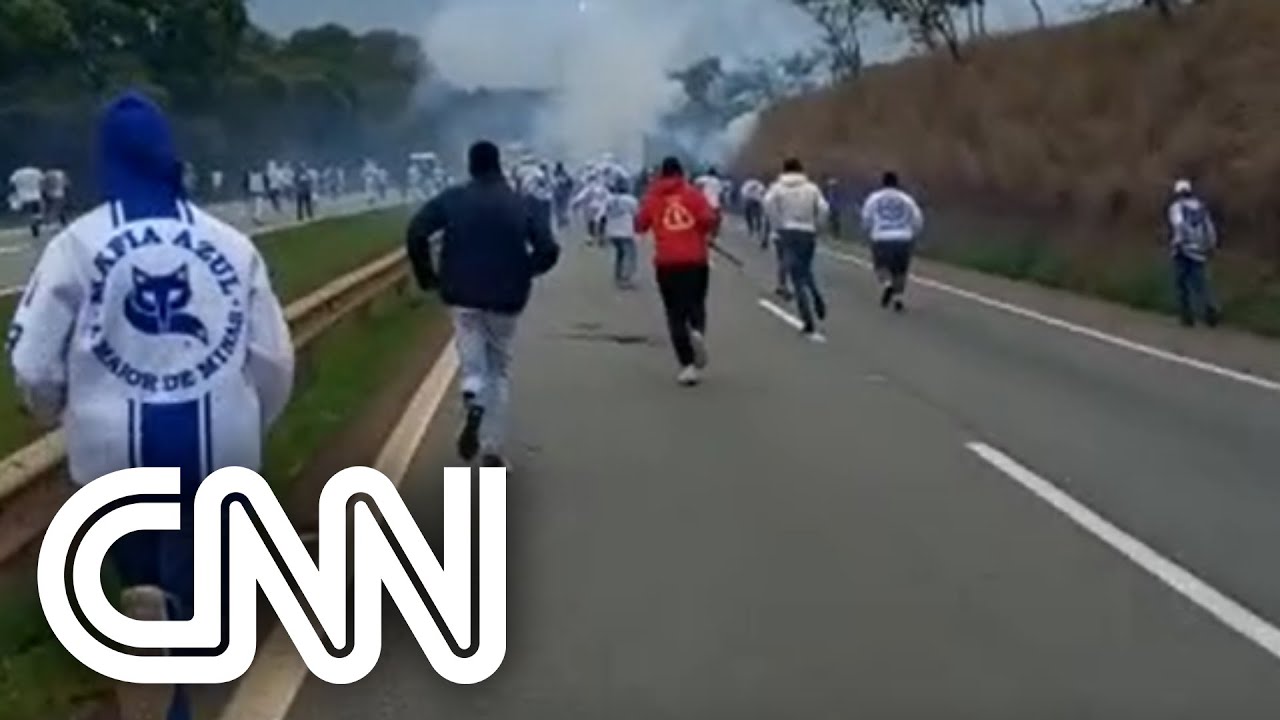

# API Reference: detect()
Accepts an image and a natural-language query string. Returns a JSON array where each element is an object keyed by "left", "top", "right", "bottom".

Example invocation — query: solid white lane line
[
  {"left": 822, "top": 247, "right": 1280, "bottom": 394},
  {"left": 215, "top": 344, "right": 459, "bottom": 720},
  {"left": 967, "top": 441, "right": 1280, "bottom": 663},
  {"left": 758, "top": 298, "right": 805, "bottom": 331}
]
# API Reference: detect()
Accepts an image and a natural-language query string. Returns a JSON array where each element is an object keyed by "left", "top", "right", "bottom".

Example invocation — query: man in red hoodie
[{"left": 635, "top": 156, "right": 719, "bottom": 385}]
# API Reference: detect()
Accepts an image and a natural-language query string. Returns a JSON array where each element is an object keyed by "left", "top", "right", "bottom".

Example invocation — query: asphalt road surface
[
  {"left": 0, "top": 192, "right": 398, "bottom": 292},
  {"left": 286, "top": 225, "right": 1280, "bottom": 718}
]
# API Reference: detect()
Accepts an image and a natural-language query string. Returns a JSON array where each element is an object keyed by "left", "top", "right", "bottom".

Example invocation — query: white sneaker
[
  {"left": 689, "top": 331, "right": 709, "bottom": 369},
  {"left": 806, "top": 331, "right": 827, "bottom": 344},
  {"left": 677, "top": 366, "right": 701, "bottom": 386}
]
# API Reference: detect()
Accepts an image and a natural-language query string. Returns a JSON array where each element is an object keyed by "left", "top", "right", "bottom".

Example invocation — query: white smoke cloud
[{"left": 420, "top": 0, "right": 815, "bottom": 165}]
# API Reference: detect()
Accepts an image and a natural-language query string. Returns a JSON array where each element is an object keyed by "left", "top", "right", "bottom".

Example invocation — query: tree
[
  {"left": 791, "top": 0, "right": 868, "bottom": 80},
  {"left": 874, "top": 0, "right": 971, "bottom": 62},
  {"left": 1028, "top": 0, "right": 1046, "bottom": 27},
  {"left": 0, "top": 1, "right": 437, "bottom": 196}
]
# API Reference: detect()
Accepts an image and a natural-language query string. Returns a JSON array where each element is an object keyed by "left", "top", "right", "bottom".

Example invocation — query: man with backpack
[{"left": 1168, "top": 178, "right": 1220, "bottom": 328}]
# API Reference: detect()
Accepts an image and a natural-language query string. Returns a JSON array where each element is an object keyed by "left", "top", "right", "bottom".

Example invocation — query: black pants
[
  {"left": 656, "top": 264, "right": 709, "bottom": 367},
  {"left": 872, "top": 242, "right": 915, "bottom": 294},
  {"left": 297, "top": 191, "right": 314, "bottom": 221},
  {"left": 744, "top": 200, "right": 764, "bottom": 238}
]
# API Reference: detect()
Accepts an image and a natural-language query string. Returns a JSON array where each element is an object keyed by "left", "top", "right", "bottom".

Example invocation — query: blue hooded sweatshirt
[{"left": 98, "top": 92, "right": 186, "bottom": 223}]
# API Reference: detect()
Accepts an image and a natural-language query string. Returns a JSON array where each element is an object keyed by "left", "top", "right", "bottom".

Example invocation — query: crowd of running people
[{"left": 5, "top": 85, "right": 1231, "bottom": 719}]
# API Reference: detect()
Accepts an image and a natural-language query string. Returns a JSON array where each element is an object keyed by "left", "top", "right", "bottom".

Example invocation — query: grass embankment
[
  {"left": 0, "top": 207, "right": 410, "bottom": 458},
  {"left": 741, "top": 0, "right": 1280, "bottom": 336},
  {"left": 0, "top": 208, "right": 442, "bottom": 720}
]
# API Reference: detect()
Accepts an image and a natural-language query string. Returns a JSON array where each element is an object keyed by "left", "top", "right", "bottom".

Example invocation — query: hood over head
[
  {"left": 98, "top": 92, "right": 184, "bottom": 222},
  {"left": 649, "top": 176, "right": 690, "bottom": 196},
  {"left": 777, "top": 172, "right": 810, "bottom": 187}
]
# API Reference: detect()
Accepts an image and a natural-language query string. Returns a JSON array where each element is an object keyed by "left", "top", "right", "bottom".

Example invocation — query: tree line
[
  {"left": 792, "top": 0, "right": 1196, "bottom": 70},
  {"left": 1, "top": 0, "right": 430, "bottom": 197}
]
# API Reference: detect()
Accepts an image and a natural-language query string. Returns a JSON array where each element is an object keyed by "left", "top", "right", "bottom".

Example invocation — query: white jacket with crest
[{"left": 8, "top": 201, "right": 294, "bottom": 486}]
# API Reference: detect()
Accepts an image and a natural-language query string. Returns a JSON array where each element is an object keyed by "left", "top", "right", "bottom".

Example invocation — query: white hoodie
[
  {"left": 861, "top": 187, "right": 924, "bottom": 243},
  {"left": 8, "top": 202, "right": 294, "bottom": 486},
  {"left": 764, "top": 173, "right": 829, "bottom": 234}
]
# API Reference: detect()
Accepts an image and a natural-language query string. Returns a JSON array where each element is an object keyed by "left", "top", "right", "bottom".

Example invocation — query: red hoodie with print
[{"left": 635, "top": 176, "right": 718, "bottom": 267}]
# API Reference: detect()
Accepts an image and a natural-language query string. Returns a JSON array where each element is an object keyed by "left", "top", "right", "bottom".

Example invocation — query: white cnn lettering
[{"left": 37, "top": 466, "right": 507, "bottom": 685}]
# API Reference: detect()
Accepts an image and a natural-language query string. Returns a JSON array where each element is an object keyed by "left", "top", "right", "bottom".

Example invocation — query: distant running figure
[
  {"left": 9, "top": 165, "right": 44, "bottom": 239},
  {"left": 405, "top": 141, "right": 560, "bottom": 469},
  {"left": 740, "top": 177, "right": 767, "bottom": 245},
  {"left": 41, "top": 168, "right": 71, "bottom": 229},
  {"left": 694, "top": 167, "right": 725, "bottom": 239},
  {"left": 295, "top": 164, "right": 315, "bottom": 221},
  {"left": 861, "top": 171, "right": 924, "bottom": 312},
  {"left": 636, "top": 157, "right": 718, "bottom": 386},
  {"left": 246, "top": 167, "right": 268, "bottom": 224},
  {"left": 1167, "top": 178, "right": 1220, "bottom": 328},
  {"left": 603, "top": 179, "right": 641, "bottom": 289},
  {"left": 571, "top": 175, "right": 609, "bottom": 246}
]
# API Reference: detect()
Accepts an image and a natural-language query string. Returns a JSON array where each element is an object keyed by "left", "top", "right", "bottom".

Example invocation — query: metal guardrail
[{"left": 0, "top": 247, "right": 410, "bottom": 522}]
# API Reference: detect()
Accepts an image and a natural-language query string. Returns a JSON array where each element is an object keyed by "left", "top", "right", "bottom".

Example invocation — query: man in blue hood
[
  {"left": 9, "top": 92, "right": 294, "bottom": 720},
  {"left": 406, "top": 140, "right": 559, "bottom": 469}
]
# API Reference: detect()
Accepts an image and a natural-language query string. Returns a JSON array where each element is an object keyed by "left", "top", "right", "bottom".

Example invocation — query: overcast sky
[{"left": 249, "top": 0, "right": 1084, "bottom": 62}]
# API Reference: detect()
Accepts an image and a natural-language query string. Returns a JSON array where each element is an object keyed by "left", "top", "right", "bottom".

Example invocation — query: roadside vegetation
[{"left": 743, "top": 0, "right": 1280, "bottom": 335}]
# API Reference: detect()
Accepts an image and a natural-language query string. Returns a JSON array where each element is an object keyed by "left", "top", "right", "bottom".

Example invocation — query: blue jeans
[
  {"left": 779, "top": 230, "right": 826, "bottom": 331},
  {"left": 1174, "top": 254, "right": 1219, "bottom": 326},
  {"left": 774, "top": 235, "right": 789, "bottom": 293},
  {"left": 610, "top": 236, "right": 637, "bottom": 286},
  {"left": 110, "top": 511, "right": 198, "bottom": 720}
]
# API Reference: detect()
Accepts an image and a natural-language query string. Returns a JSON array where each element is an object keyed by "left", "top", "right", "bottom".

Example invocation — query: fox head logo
[{"left": 124, "top": 264, "right": 209, "bottom": 345}]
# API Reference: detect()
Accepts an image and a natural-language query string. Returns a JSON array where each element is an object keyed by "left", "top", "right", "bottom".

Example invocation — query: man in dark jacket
[{"left": 406, "top": 141, "right": 559, "bottom": 468}]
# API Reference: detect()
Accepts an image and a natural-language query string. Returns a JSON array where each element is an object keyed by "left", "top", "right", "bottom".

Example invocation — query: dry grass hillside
[{"left": 739, "top": 0, "right": 1280, "bottom": 333}]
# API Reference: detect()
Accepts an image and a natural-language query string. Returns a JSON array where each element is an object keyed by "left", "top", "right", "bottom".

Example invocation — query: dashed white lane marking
[
  {"left": 757, "top": 298, "right": 805, "bottom": 331},
  {"left": 821, "top": 247, "right": 1280, "bottom": 394},
  {"left": 968, "top": 441, "right": 1280, "bottom": 663},
  {"left": 216, "top": 344, "right": 459, "bottom": 720}
]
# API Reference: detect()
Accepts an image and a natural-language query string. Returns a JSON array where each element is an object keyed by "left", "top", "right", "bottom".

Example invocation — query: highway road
[
  {"left": 0, "top": 193, "right": 397, "bottom": 293},
  {"left": 272, "top": 224, "right": 1280, "bottom": 718}
]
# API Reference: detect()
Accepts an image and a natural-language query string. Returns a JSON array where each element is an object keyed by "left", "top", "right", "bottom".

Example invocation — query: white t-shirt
[
  {"left": 741, "top": 179, "right": 766, "bottom": 203},
  {"left": 696, "top": 175, "right": 724, "bottom": 209},
  {"left": 43, "top": 170, "right": 69, "bottom": 199},
  {"left": 10, "top": 167, "right": 44, "bottom": 204},
  {"left": 602, "top": 193, "right": 639, "bottom": 238},
  {"left": 248, "top": 171, "right": 266, "bottom": 194}
]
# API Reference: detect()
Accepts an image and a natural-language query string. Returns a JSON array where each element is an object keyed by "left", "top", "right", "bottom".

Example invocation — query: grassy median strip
[
  {"left": 0, "top": 288, "right": 440, "bottom": 720},
  {"left": 913, "top": 213, "right": 1280, "bottom": 339},
  {"left": 0, "top": 207, "right": 410, "bottom": 460}
]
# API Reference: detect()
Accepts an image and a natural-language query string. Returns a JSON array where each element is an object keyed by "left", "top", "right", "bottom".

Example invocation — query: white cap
[{"left": 1174, "top": 179, "right": 1192, "bottom": 194}]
